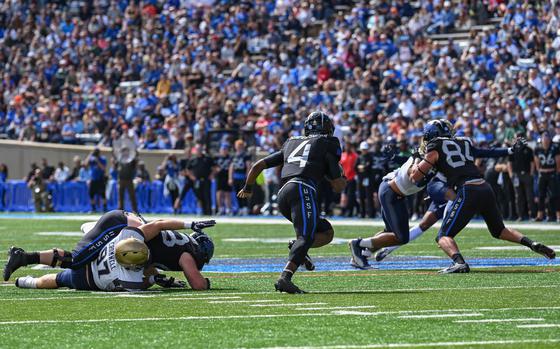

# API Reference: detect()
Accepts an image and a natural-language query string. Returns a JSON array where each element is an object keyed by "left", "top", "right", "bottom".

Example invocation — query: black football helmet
[
  {"left": 191, "top": 231, "right": 214, "bottom": 269},
  {"left": 304, "top": 111, "right": 334, "bottom": 136}
]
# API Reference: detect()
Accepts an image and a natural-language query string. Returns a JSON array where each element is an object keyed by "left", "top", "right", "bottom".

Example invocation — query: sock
[
  {"left": 24, "top": 252, "right": 40, "bottom": 265},
  {"left": 409, "top": 225, "right": 424, "bottom": 241},
  {"left": 281, "top": 269, "right": 294, "bottom": 281},
  {"left": 520, "top": 237, "right": 534, "bottom": 249},
  {"left": 358, "top": 239, "right": 373, "bottom": 249},
  {"left": 452, "top": 253, "right": 466, "bottom": 265},
  {"left": 16, "top": 276, "right": 37, "bottom": 289}
]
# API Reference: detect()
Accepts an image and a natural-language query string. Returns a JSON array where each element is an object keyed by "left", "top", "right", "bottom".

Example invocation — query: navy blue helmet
[
  {"left": 191, "top": 231, "right": 214, "bottom": 268},
  {"left": 304, "top": 111, "right": 334, "bottom": 136},
  {"left": 423, "top": 119, "right": 452, "bottom": 143}
]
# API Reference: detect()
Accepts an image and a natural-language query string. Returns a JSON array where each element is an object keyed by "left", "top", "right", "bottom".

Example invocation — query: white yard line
[
  {"left": 517, "top": 324, "right": 560, "bottom": 328},
  {"left": 249, "top": 303, "right": 327, "bottom": 307},
  {"left": 251, "top": 339, "right": 560, "bottom": 349},
  {"left": 167, "top": 296, "right": 242, "bottom": 301},
  {"left": 297, "top": 306, "right": 378, "bottom": 311},
  {"left": 0, "top": 313, "right": 335, "bottom": 325},
  {"left": 397, "top": 313, "right": 483, "bottom": 319},
  {"left": 455, "top": 318, "right": 544, "bottom": 323},
  {"left": 208, "top": 299, "right": 282, "bottom": 304}
]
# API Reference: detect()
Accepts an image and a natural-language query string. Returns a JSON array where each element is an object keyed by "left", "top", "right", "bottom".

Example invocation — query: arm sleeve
[
  {"left": 326, "top": 152, "right": 342, "bottom": 179},
  {"left": 262, "top": 151, "right": 283, "bottom": 168},
  {"left": 473, "top": 146, "right": 509, "bottom": 158}
]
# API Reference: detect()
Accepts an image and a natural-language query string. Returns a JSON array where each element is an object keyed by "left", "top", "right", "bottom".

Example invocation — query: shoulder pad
[{"left": 425, "top": 138, "right": 441, "bottom": 152}]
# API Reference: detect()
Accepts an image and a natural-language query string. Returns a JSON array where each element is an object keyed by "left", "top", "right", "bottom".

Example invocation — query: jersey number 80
[{"left": 442, "top": 140, "right": 473, "bottom": 168}]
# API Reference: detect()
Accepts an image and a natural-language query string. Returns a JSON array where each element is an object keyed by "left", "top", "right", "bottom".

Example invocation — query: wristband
[
  {"left": 184, "top": 221, "right": 192, "bottom": 229},
  {"left": 507, "top": 147, "right": 514, "bottom": 155},
  {"left": 205, "top": 278, "right": 211, "bottom": 290}
]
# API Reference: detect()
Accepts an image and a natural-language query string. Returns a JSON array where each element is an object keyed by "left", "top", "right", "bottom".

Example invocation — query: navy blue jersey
[
  {"left": 426, "top": 137, "right": 482, "bottom": 187},
  {"left": 534, "top": 145, "right": 558, "bottom": 171},
  {"left": 146, "top": 230, "right": 205, "bottom": 270},
  {"left": 262, "top": 135, "right": 342, "bottom": 185}
]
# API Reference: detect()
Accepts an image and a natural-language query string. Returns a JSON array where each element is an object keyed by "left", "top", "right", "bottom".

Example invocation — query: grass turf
[{"left": 0, "top": 218, "right": 559, "bottom": 349}]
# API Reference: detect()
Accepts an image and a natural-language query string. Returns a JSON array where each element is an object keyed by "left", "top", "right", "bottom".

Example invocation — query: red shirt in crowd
[{"left": 340, "top": 150, "right": 358, "bottom": 181}]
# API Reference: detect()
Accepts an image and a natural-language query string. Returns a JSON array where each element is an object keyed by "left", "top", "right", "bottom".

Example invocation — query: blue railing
[{"left": 0, "top": 180, "right": 238, "bottom": 214}]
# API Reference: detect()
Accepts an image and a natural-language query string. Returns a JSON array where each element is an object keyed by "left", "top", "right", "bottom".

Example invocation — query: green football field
[{"left": 0, "top": 217, "right": 559, "bottom": 349}]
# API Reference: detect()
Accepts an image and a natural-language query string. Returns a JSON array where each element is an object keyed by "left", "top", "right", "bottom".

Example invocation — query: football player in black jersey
[
  {"left": 411, "top": 120, "right": 556, "bottom": 273},
  {"left": 4, "top": 210, "right": 215, "bottom": 290},
  {"left": 533, "top": 131, "right": 560, "bottom": 222},
  {"left": 215, "top": 144, "right": 233, "bottom": 215},
  {"left": 237, "top": 111, "right": 347, "bottom": 293}
]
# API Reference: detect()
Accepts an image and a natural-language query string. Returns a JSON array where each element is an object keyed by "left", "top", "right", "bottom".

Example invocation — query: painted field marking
[
  {"left": 35, "top": 232, "right": 82, "bottom": 236},
  {"left": 332, "top": 311, "right": 378, "bottom": 316},
  {"left": 251, "top": 338, "right": 560, "bottom": 349},
  {"left": 477, "top": 245, "right": 560, "bottom": 251},
  {"left": 455, "top": 318, "right": 544, "bottom": 323},
  {"left": 397, "top": 313, "right": 483, "bottom": 319},
  {"left": 167, "top": 296, "right": 242, "bottom": 301},
  {"left": 297, "top": 306, "right": 378, "bottom": 311},
  {"left": 249, "top": 303, "right": 327, "bottom": 307},
  {"left": 208, "top": 299, "right": 282, "bottom": 304},
  {"left": 517, "top": 324, "right": 560, "bottom": 329},
  {"left": 0, "top": 313, "right": 336, "bottom": 325}
]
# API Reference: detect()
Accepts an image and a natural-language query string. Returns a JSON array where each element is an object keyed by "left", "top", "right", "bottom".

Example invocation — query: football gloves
[
  {"left": 154, "top": 274, "right": 186, "bottom": 288},
  {"left": 191, "top": 220, "right": 216, "bottom": 232},
  {"left": 511, "top": 137, "right": 527, "bottom": 154}
]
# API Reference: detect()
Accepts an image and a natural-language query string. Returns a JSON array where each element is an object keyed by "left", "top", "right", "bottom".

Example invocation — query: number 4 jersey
[
  {"left": 263, "top": 134, "right": 343, "bottom": 184},
  {"left": 426, "top": 137, "right": 482, "bottom": 187},
  {"left": 91, "top": 227, "right": 146, "bottom": 291}
]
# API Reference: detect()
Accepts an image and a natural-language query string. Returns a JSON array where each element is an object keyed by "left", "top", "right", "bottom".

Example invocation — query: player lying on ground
[
  {"left": 238, "top": 111, "right": 347, "bottom": 294},
  {"left": 410, "top": 120, "right": 556, "bottom": 273},
  {"left": 4, "top": 210, "right": 215, "bottom": 290},
  {"left": 347, "top": 133, "right": 436, "bottom": 269},
  {"left": 374, "top": 122, "right": 527, "bottom": 262}
]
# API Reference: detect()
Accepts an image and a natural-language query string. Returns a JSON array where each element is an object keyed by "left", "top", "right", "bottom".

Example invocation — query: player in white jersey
[
  {"left": 11, "top": 218, "right": 214, "bottom": 291},
  {"left": 348, "top": 152, "right": 435, "bottom": 269}
]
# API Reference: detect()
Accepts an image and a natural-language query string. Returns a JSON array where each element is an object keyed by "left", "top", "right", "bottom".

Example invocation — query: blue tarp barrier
[{"left": 1, "top": 180, "right": 242, "bottom": 213}]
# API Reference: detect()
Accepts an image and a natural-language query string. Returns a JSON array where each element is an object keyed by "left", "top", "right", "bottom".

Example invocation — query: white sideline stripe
[
  {"left": 249, "top": 303, "right": 327, "bottom": 307},
  {"left": 455, "top": 318, "right": 544, "bottom": 323},
  {"left": 251, "top": 339, "right": 560, "bottom": 349},
  {"left": 167, "top": 296, "right": 242, "bottom": 301},
  {"left": 517, "top": 324, "right": 560, "bottom": 329},
  {"left": 35, "top": 232, "right": 82, "bottom": 236},
  {"left": 397, "top": 313, "right": 483, "bottom": 319},
  {"left": 3, "top": 214, "right": 560, "bottom": 230},
  {"left": 208, "top": 299, "right": 281, "bottom": 304},
  {"left": 0, "top": 313, "right": 335, "bottom": 325},
  {"left": 297, "top": 306, "right": 378, "bottom": 311}
]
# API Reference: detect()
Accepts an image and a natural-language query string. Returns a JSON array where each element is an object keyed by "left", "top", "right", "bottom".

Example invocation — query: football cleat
[
  {"left": 3, "top": 246, "right": 27, "bottom": 281},
  {"left": 375, "top": 248, "right": 391, "bottom": 262},
  {"left": 531, "top": 242, "right": 556, "bottom": 260},
  {"left": 348, "top": 239, "right": 371, "bottom": 269},
  {"left": 438, "top": 262, "right": 470, "bottom": 274},
  {"left": 288, "top": 240, "right": 315, "bottom": 271},
  {"left": 274, "top": 277, "right": 307, "bottom": 294}
]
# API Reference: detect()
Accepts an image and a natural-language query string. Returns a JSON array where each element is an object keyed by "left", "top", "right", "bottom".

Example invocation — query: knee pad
[{"left": 51, "top": 249, "right": 73, "bottom": 268}]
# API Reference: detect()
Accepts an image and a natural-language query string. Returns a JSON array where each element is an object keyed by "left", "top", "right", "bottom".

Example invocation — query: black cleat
[
  {"left": 375, "top": 248, "right": 391, "bottom": 262},
  {"left": 288, "top": 240, "right": 315, "bottom": 271},
  {"left": 531, "top": 243, "right": 556, "bottom": 260},
  {"left": 3, "top": 246, "right": 27, "bottom": 281},
  {"left": 438, "top": 262, "right": 470, "bottom": 274},
  {"left": 274, "top": 277, "right": 307, "bottom": 294}
]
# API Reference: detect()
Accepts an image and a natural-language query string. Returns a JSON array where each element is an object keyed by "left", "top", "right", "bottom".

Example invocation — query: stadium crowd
[{"left": 1, "top": 0, "right": 560, "bottom": 220}]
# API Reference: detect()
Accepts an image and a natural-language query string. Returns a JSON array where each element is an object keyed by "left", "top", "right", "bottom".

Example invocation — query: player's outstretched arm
[
  {"left": 238, "top": 151, "right": 282, "bottom": 199},
  {"left": 411, "top": 150, "right": 439, "bottom": 183},
  {"left": 138, "top": 219, "right": 215, "bottom": 241},
  {"left": 179, "top": 253, "right": 210, "bottom": 290}
]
